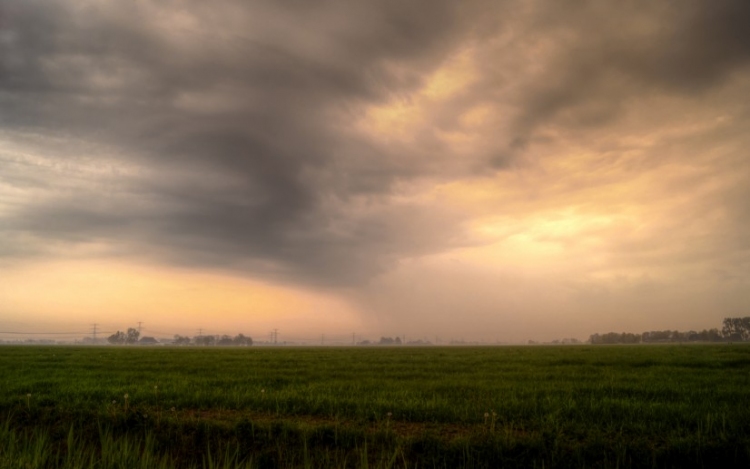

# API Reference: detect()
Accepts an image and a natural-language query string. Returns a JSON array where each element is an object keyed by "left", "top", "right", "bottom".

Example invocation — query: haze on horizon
[{"left": 1, "top": 0, "right": 749, "bottom": 343}]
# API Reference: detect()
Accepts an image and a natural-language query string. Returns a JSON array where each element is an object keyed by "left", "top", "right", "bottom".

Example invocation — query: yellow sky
[{"left": 0, "top": 259, "right": 361, "bottom": 341}]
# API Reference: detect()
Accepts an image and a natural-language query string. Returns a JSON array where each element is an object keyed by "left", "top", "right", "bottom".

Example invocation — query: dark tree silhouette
[
  {"left": 722, "top": 317, "right": 750, "bottom": 341},
  {"left": 126, "top": 328, "right": 140, "bottom": 344},
  {"left": 232, "top": 334, "right": 252, "bottom": 346},
  {"left": 194, "top": 335, "right": 215, "bottom": 346},
  {"left": 107, "top": 331, "right": 126, "bottom": 345},
  {"left": 173, "top": 335, "right": 191, "bottom": 345},
  {"left": 217, "top": 335, "right": 233, "bottom": 346}
]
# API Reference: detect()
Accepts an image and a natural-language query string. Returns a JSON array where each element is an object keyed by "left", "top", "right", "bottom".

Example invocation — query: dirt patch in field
[{"left": 163, "top": 408, "right": 517, "bottom": 442}]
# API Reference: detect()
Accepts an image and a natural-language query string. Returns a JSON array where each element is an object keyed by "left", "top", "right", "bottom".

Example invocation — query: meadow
[{"left": 1, "top": 344, "right": 749, "bottom": 468}]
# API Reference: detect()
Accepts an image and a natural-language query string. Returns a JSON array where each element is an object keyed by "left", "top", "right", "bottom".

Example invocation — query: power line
[
  {"left": 0, "top": 331, "right": 89, "bottom": 335},
  {"left": 141, "top": 329, "right": 177, "bottom": 336}
]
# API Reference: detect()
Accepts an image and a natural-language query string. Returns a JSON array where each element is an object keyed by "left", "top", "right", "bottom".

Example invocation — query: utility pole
[
  {"left": 271, "top": 329, "right": 278, "bottom": 345},
  {"left": 198, "top": 328, "right": 203, "bottom": 337},
  {"left": 92, "top": 323, "right": 98, "bottom": 344},
  {"left": 138, "top": 321, "right": 143, "bottom": 334}
]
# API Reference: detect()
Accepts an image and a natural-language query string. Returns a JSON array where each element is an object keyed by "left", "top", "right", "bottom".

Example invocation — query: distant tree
[
  {"left": 722, "top": 317, "right": 750, "bottom": 341},
  {"left": 217, "top": 335, "right": 233, "bottom": 346},
  {"left": 589, "top": 332, "right": 640, "bottom": 344},
  {"left": 621, "top": 333, "right": 641, "bottom": 344},
  {"left": 173, "top": 335, "right": 191, "bottom": 345},
  {"left": 126, "top": 328, "right": 140, "bottom": 344},
  {"left": 107, "top": 331, "right": 126, "bottom": 345},
  {"left": 601, "top": 332, "right": 621, "bottom": 344},
  {"left": 642, "top": 330, "right": 673, "bottom": 343},
  {"left": 406, "top": 339, "right": 432, "bottom": 345},
  {"left": 707, "top": 328, "right": 722, "bottom": 342},
  {"left": 232, "top": 334, "right": 252, "bottom": 346},
  {"left": 686, "top": 330, "right": 720, "bottom": 342},
  {"left": 194, "top": 335, "right": 215, "bottom": 346},
  {"left": 379, "top": 337, "right": 399, "bottom": 345}
]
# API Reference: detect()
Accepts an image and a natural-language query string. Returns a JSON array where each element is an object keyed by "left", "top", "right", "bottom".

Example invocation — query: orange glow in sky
[{"left": 2, "top": 1, "right": 749, "bottom": 343}]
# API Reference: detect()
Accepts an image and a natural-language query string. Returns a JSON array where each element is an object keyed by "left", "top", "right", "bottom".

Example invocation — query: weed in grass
[{"left": 154, "top": 385, "right": 161, "bottom": 424}]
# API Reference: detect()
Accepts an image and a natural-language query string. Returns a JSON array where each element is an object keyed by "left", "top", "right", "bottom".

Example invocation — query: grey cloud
[
  {"left": 2, "top": 0, "right": 749, "bottom": 289},
  {"left": 482, "top": 0, "right": 750, "bottom": 151},
  {"left": 638, "top": 1, "right": 750, "bottom": 91},
  {"left": 1, "top": 0, "right": 483, "bottom": 284}
]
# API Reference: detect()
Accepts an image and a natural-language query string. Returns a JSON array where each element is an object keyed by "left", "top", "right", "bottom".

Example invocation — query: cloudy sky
[{"left": 1, "top": 0, "right": 749, "bottom": 343}]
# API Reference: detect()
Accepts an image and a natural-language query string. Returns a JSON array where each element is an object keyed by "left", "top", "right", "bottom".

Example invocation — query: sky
[{"left": 1, "top": 0, "right": 749, "bottom": 343}]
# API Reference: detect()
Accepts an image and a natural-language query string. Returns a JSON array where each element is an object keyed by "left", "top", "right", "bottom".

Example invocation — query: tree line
[
  {"left": 107, "top": 327, "right": 252, "bottom": 346},
  {"left": 589, "top": 317, "right": 748, "bottom": 344},
  {"left": 107, "top": 328, "right": 142, "bottom": 345},
  {"left": 172, "top": 334, "right": 252, "bottom": 346}
]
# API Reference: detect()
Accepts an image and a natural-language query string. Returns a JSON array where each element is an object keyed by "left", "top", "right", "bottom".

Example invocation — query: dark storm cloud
[
  {"left": 0, "top": 0, "right": 483, "bottom": 285},
  {"left": 479, "top": 0, "right": 750, "bottom": 151},
  {"left": 2, "top": 0, "right": 749, "bottom": 287}
]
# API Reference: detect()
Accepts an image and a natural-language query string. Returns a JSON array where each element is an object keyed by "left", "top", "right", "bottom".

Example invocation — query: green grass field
[{"left": 1, "top": 344, "right": 749, "bottom": 468}]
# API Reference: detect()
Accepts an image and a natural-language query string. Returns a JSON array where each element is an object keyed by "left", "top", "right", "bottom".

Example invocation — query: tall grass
[
  {"left": 0, "top": 416, "right": 176, "bottom": 468},
  {"left": 1, "top": 344, "right": 749, "bottom": 467}
]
